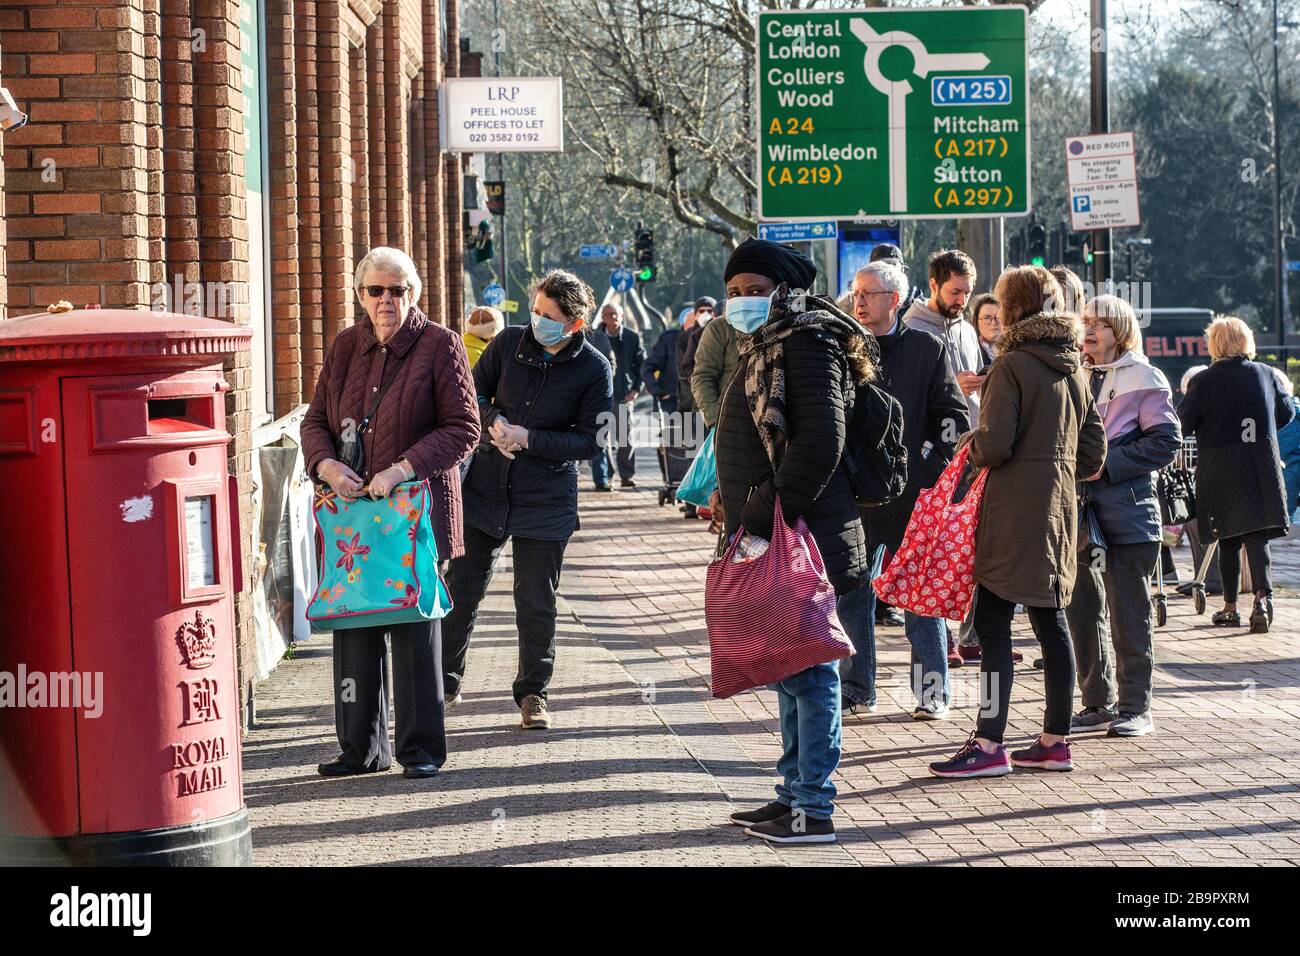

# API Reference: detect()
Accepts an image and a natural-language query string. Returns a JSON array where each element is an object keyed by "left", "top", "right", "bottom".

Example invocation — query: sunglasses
[{"left": 364, "top": 285, "right": 409, "bottom": 299}]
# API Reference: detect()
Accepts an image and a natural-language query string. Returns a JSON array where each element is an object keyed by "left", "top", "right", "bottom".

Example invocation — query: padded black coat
[
  {"left": 1178, "top": 356, "right": 1295, "bottom": 542},
  {"left": 463, "top": 325, "right": 613, "bottom": 540},
  {"left": 714, "top": 325, "right": 867, "bottom": 596}
]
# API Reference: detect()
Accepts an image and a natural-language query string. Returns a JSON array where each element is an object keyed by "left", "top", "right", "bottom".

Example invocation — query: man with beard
[{"left": 903, "top": 249, "right": 985, "bottom": 428}]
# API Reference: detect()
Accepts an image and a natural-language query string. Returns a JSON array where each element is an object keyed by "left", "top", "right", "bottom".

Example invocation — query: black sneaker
[
  {"left": 620, "top": 477, "right": 637, "bottom": 488},
  {"left": 1070, "top": 705, "right": 1117, "bottom": 731},
  {"left": 593, "top": 483, "right": 613, "bottom": 492},
  {"left": 728, "top": 800, "right": 790, "bottom": 827},
  {"left": 876, "top": 606, "right": 905, "bottom": 627},
  {"left": 744, "top": 811, "right": 836, "bottom": 844}
]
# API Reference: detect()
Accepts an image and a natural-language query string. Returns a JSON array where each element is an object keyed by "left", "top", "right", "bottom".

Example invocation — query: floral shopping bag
[
  {"left": 872, "top": 446, "right": 988, "bottom": 621},
  {"left": 306, "top": 480, "right": 451, "bottom": 632}
]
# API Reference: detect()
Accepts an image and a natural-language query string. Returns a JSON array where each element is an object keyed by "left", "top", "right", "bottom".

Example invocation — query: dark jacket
[
  {"left": 861, "top": 317, "right": 969, "bottom": 553},
  {"left": 971, "top": 312, "right": 1108, "bottom": 608},
  {"left": 301, "top": 306, "right": 480, "bottom": 560},
  {"left": 715, "top": 317, "right": 868, "bottom": 596},
  {"left": 1177, "top": 356, "right": 1294, "bottom": 542},
  {"left": 594, "top": 323, "right": 644, "bottom": 400},
  {"left": 644, "top": 328, "right": 679, "bottom": 409},
  {"left": 463, "top": 325, "right": 613, "bottom": 541},
  {"left": 1280, "top": 396, "right": 1300, "bottom": 521},
  {"left": 675, "top": 324, "right": 702, "bottom": 411},
  {"left": 691, "top": 317, "right": 740, "bottom": 428}
]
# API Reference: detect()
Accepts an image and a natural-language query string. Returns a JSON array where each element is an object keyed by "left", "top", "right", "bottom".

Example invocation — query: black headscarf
[{"left": 724, "top": 237, "right": 817, "bottom": 292}]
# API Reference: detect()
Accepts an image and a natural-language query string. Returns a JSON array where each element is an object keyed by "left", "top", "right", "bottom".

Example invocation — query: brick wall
[{"left": 0, "top": 0, "right": 468, "bottom": 722}]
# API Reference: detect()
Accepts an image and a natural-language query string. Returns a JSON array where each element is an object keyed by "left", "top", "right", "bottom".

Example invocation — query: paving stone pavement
[{"left": 246, "top": 450, "right": 1300, "bottom": 866}]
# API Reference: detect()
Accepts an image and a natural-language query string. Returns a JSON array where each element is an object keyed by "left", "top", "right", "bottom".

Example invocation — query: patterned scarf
[{"left": 739, "top": 293, "right": 875, "bottom": 468}]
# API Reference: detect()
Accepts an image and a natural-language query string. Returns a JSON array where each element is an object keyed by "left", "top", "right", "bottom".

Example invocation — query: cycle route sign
[{"left": 756, "top": 6, "right": 1030, "bottom": 221}]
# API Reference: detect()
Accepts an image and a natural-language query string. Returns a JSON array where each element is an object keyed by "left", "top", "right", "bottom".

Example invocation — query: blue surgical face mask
[
  {"left": 531, "top": 312, "right": 572, "bottom": 347},
  {"left": 724, "top": 290, "right": 776, "bottom": 334}
]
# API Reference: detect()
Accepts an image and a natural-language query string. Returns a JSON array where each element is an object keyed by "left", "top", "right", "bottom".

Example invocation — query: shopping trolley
[
  {"left": 653, "top": 398, "right": 694, "bottom": 507},
  {"left": 1158, "top": 437, "right": 1225, "bottom": 616}
]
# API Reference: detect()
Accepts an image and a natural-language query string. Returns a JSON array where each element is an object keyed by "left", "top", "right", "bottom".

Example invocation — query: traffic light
[
  {"left": 634, "top": 225, "right": 655, "bottom": 282},
  {"left": 1007, "top": 232, "right": 1024, "bottom": 266},
  {"left": 1063, "top": 231, "right": 1084, "bottom": 267},
  {"left": 1028, "top": 222, "right": 1047, "bottom": 267}
]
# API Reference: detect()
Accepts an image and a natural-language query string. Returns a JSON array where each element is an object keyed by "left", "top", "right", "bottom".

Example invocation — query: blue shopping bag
[
  {"left": 306, "top": 480, "right": 452, "bottom": 632},
  {"left": 677, "top": 428, "right": 717, "bottom": 508}
]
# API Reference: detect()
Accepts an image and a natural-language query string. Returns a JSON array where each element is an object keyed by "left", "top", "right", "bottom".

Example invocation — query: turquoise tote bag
[{"left": 306, "top": 479, "right": 452, "bottom": 632}]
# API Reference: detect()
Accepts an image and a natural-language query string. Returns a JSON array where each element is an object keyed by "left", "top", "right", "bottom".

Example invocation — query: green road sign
[{"left": 757, "top": 5, "right": 1030, "bottom": 221}]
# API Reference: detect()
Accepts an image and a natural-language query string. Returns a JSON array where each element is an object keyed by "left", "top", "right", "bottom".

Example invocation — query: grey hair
[
  {"left": 855, "top": 261, "right": 907, "bottom": 296},
  {"left": 354, "top": 246, "right": 422, "bottom": 306}
]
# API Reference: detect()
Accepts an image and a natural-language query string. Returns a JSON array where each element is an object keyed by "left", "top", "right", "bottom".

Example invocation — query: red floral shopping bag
[{"left": 872, "top": 446, "right": 988, "bottom": 621}]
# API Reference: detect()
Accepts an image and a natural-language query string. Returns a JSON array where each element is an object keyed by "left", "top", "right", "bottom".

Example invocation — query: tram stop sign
[{"left": 756, "top": 5, "right": 1030, "bottom": 221}]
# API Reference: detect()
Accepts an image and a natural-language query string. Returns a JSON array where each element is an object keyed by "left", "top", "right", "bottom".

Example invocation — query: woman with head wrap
[{"left": 716, "top": 238, "right": 875, "bottom": 845}]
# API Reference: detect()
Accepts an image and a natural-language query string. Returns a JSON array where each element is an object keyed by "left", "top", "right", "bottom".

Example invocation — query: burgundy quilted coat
[{"left": 301, "top": 306, "right": 480, "bottom": 560}]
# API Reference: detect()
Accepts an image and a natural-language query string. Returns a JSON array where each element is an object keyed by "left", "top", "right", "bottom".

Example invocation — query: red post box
[{"left": 0, "top": 310, "right": 253, "bottom": 865}]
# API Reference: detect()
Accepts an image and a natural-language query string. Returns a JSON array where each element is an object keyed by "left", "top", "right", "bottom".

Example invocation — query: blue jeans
[
  {"left": 838, "top": 557, "right": 881, "bottom": 706},
  {"left": 841, "top": 544, "right": 949, "bottom": 709},
  {"left": 770, "top": 660, "right": 841, "bottom": 820},
  {"left": 906, "top": 611, "right": 950, "bottom": 709},
  {"left": 589, "top": 449, "right": 612, "bottom": 487}
]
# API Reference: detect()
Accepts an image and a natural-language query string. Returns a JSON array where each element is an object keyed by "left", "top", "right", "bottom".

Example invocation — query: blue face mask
[
  {"left": 531, "top": 312, "right": 572, "bottom": 348},
  {"left": 724, "top": 290, "right": 777, "bottom": 334}
]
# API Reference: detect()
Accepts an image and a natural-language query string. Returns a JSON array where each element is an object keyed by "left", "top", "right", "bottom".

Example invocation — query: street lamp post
[
  {"left": 1090, "top": 0, "right": 1113, "bottom": 289},
  {"left": 1271, "top": 0, "right": 1288, "bottom": 347}
]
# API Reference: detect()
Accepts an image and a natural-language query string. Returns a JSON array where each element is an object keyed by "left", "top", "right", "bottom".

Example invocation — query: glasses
[
  {"left": 851, "top": 290, "right": 894, "bottom": 301},
  {"left": 364, "top": 285, "right": 409, "bottom": 300},
  {"left": 1083, "top": 319, "right": 1112, "bottom": 333}
]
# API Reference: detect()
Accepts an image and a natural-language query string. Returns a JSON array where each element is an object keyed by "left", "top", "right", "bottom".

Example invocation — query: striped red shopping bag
[
  {"left": 872, "top": 446, "right": 988, "bottom": 621},
  {"left": 705, "top": 495, "right": 853, "bottom": 699}
]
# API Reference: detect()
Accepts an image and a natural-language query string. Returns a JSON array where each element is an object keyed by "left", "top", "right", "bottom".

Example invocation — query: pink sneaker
[
  {"left": 929, "top": 733, "right": 1012, "bottom": 779},
  {"left": 1010, "top": 738, "right": 1073, "bottom": 771}
]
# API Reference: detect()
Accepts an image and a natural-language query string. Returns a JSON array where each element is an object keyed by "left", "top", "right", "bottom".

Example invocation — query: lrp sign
[{"left": 441, "top": 76, "right": 564, "bottom": 153}]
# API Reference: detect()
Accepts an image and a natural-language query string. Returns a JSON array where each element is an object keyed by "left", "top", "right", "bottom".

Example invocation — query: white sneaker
[
  {"left": 912, "top": 702, "right": 950, "bottom": 721},
  {"left": 444, "top": 692, "right": 462, "bottom": 711}
]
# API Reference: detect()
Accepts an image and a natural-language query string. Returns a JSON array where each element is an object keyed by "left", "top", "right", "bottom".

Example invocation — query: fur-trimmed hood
[{"left": 997, "top": 311, "right": 1084, "bottom": 375}]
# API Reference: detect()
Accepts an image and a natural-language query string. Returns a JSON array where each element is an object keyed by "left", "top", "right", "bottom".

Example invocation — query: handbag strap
[{"left": 359, "top": 331, "right": 421, "bottom": 434}]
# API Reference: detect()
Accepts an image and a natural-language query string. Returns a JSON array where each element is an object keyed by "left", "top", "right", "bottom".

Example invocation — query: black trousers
[
  {"left": 442, "top": 524, "right": 569, "bottom": 705},
  {"left": 1218, "top": 530, "right": 1273, "bottom": 602},
  {"left": 332, "top": 620, "right": 446, "bottom": 771},
  {"left": 974, "top": 585, "right": 1076, "bottom": 743}
]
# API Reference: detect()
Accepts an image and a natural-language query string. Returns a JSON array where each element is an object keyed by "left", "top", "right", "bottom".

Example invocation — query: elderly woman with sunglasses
[{"left": 301, "top": 246, "right": 480, "bottom": 780}]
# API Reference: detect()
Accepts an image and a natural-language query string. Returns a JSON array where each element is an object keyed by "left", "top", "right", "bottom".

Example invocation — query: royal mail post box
[{"left": 0, "top": 310, "right": 253, "bottom": 865}]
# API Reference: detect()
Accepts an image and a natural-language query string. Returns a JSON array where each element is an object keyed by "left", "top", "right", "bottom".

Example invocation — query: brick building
[{"left": 0, "top": 0, "right": 479, "bottom": 716}]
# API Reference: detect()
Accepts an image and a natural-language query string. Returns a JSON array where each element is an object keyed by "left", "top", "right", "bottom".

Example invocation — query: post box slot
[{"left": 148, "top": 398, "right": 213, "bottom": 434}]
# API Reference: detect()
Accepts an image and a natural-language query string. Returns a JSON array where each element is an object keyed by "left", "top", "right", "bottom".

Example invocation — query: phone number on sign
[{"left": 466, "top": 133, "right": 543, "bottom": 144}]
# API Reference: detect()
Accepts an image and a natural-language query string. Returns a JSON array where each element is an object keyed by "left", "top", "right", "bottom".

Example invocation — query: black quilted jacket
[
  {"left": 463, "top": 325, "right": 613, "bottom": 540},
  {"left": 715, "top": 324, "right": 867, "bottom": 596}
]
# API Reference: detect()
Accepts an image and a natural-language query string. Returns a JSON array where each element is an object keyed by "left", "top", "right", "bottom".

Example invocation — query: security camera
[{"left": 0, "top": 87, "right": 28, "bottom": 133}]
